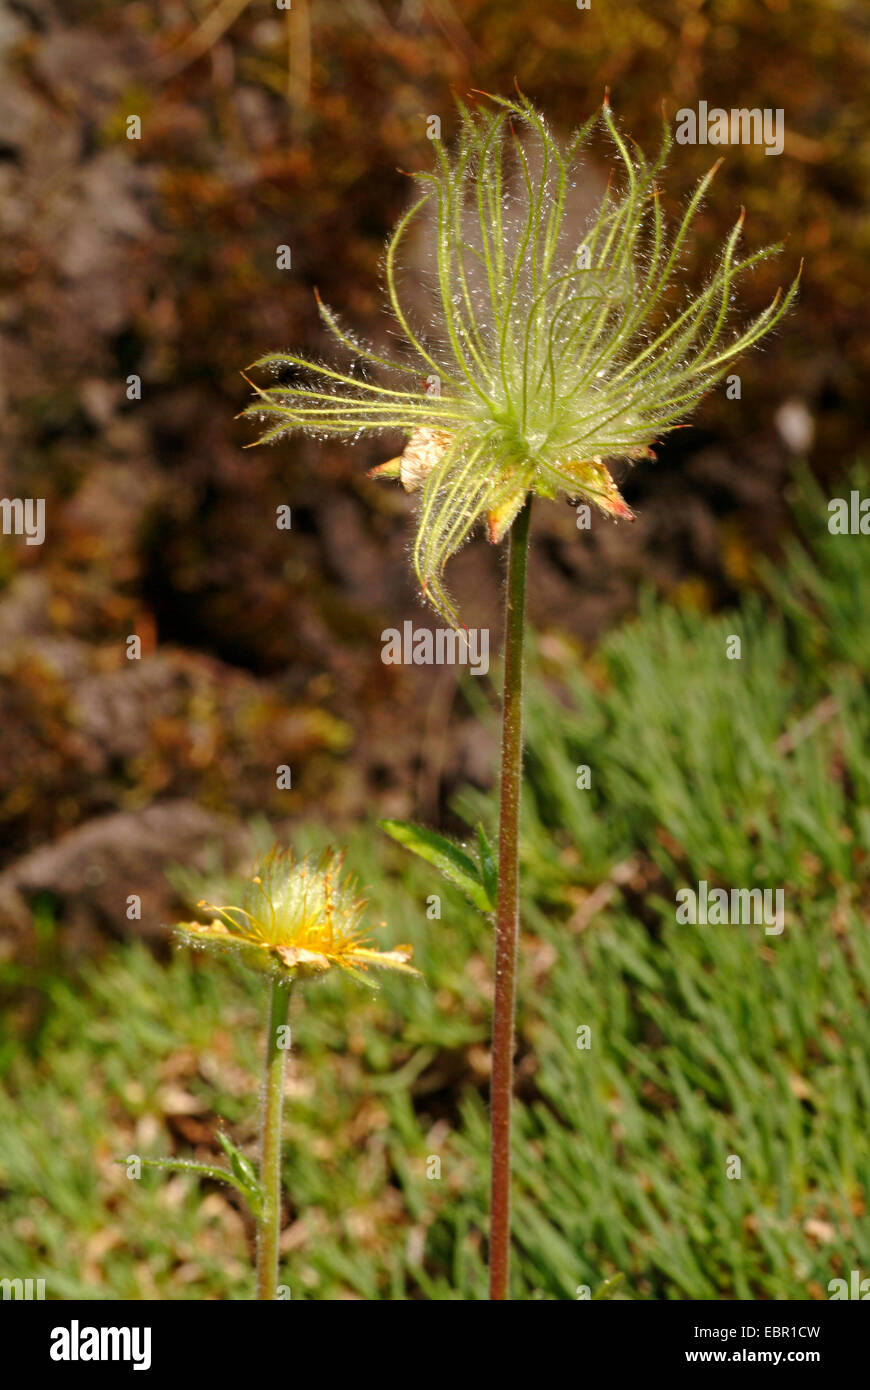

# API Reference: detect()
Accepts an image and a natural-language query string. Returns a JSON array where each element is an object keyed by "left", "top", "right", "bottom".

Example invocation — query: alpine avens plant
[
  {"left": 124, "top": 848, "right": 418, "bottom": 1299},
  {"left": 245, "top": 93, "right": 797, "bottom": 1300}
]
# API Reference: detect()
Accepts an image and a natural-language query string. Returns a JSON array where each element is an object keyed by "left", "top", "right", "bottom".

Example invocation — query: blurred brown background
[{"left": 0, "top": 0, "right": 867, "bottom": 948}]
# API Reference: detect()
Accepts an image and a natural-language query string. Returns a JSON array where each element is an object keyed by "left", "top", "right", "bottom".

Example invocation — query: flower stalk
[
  {"left": 490, "top": 496, "right": 532, "bottom": 1300},
  {"left": 124, "top": 847, "right": 419, "bottom": 1298},
  {"left": 256, "top": 976, "right": 292, "bottom": 1300}
]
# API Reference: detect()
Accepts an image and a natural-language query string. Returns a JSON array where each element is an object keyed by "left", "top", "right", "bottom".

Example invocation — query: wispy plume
[{"left": 244, "top": 91, "right": 798, "bottom": 624}]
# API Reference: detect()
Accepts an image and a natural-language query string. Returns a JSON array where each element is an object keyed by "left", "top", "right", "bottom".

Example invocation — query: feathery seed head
[{"left": 244, "top": 93, "right": 799, "bottom": 625}]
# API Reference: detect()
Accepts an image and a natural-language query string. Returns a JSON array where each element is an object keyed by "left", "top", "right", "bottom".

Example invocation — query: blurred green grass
[{"left": 1, "top": 463, "right": 869, "bottom": 1300}]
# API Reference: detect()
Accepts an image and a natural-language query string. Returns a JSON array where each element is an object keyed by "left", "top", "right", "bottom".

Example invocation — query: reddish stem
[{"left": 489, "top": 496, "right": 532, "bottom": 1301}]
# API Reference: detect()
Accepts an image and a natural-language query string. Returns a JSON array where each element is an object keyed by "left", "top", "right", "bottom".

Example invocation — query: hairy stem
[
  {"left": 256, "top": 976, "right": 291, "bottom": 1300},
  {"left": 489, "top": 496, "right": 532, "bottom": 1301}
]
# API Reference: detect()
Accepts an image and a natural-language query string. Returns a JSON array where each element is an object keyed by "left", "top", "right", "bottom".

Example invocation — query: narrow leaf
[
  {"left": 379, "top": 819, "right": 492, "bottom": 911},
  {"left": 216, "top": 1132, "right": 263, "bottom": 1215},
  {"left": 476, "top": 823, "right": 499, "bottom": 909},
  {"left": 592, "top": 1273, "right": 626, "bottom": 1301},
  {"left": 118, "top": 1155, "right": 250, "bottom": 1201}
]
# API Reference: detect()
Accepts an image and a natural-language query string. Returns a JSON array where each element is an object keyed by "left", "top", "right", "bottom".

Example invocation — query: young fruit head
[{"left": 245, "top": 92, "right": 798, "bottom": 626}]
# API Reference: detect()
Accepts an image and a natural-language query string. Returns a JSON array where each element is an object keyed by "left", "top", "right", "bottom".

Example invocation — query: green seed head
[{"left": 245, "top": 92, "right": 799, "bottom": 625}]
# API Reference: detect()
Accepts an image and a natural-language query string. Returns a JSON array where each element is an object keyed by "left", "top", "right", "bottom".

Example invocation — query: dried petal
[{"left": 552, "top": 457, "right": 635, "bottom": 521}]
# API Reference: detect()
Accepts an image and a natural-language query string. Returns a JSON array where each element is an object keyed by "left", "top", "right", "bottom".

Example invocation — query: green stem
[
  {"left": 256, "top": 976, "right": 291, "bottom": 1300},
  {"left": 489, "top": 496, "right": 532, "bottom": 1301}
]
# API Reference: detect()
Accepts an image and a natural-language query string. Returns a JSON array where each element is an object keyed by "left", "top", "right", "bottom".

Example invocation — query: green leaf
[
  {"left": 116, "top": 1154, "right": 261, "bottom": 1216},
  {"left": 592, "top": 1273, "right": 626, "bottom": 1301},
  {"left": 476, "top": 824, "right": 498, "bottom": 910},
  {"left": 122, "top": 1155, "right": 241, "bottom": 1187},
  {"left": 216, "top": 1132, "right": 264, "bottom": 1216},
  {"left": 379, "top": 819, "right": 492, "bottom": 912}
]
